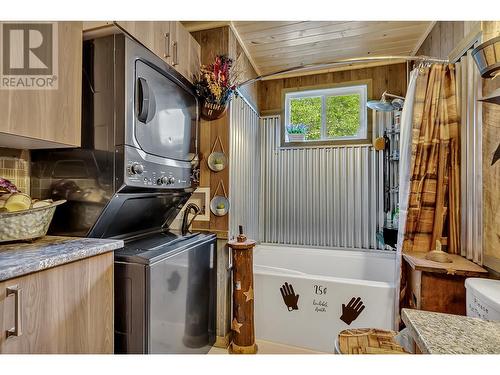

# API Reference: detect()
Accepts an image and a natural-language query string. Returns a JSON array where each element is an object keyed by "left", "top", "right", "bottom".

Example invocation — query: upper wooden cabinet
[
  {"left": 0, "top": 22, "right": 83, "bottom": 148},
  {"left": 168, "top": 21, "right": 201, "bottom": 83},
  {"left": 84, "top": 21, "right": 201, "bottom": 83},
  {"left": 188, "top": 35, "right": 202, "bottom": 83}
]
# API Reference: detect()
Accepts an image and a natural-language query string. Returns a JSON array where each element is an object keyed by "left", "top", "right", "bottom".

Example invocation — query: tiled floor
[{"left": 208, "top": 340, "right": 326, "bottom": 354}]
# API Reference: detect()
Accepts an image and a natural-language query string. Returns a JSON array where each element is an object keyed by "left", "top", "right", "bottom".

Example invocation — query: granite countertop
[
  {"left": 0, "top": 236, "right": 123, "bottom": 282},
  {"left": 402, "top": 308, "right": 500, "bottom": 354}
]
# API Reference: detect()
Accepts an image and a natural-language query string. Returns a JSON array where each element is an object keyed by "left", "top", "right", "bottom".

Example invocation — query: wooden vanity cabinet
[
  {"left": 0, "top": 21, "right": 83, "bottom": 148},
  {"left": 0, "top": 253, "right": 113, "bottom": 354}
]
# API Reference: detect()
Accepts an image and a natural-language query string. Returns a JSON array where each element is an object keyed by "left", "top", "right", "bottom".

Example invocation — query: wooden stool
[
  {"left": 338, "top": 328, "right": 408, "bottom": 354},
  {"left": 228, "top": 226, "right": 258, "bottom": 354}
]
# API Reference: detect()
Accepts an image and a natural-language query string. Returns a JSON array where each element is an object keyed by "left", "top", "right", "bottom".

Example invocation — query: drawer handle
[
  {"left": 164, "top": 32, "right": 170, "bottom": 58},
  {"left": 173, "top": 41, "right": 178, "bottom": 66},
  {"left": 6, "top": 285, "right": 22, "bottom": 338}
]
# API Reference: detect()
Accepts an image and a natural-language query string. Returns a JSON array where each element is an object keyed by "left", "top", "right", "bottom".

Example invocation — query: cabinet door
[
  {"left": 117, "top": 22, "right": 172, "bottom": 68},
  {"left": 116, "top": 21, "right": 156, "bottom": 53},
  {"left": 0, "top": 253, "right": 113, "bottom": 354},
  {"left": 0, "top": 21, "right": 82, "bottom": 147},
  {"left": 171, "top": 21, "right": 191, "bottom": 81},
  {"left": 188, "top": 35, "right": 201, "bottom": 83},
  {"left": 155, "top": 22, "right": 173, "bottom": 65}
]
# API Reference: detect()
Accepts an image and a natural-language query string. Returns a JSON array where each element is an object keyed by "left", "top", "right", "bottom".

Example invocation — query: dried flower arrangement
[{"left": 194, "top": 55, "right": 239, "bottom": 120}]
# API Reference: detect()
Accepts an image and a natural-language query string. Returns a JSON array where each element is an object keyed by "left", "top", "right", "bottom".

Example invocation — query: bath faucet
[{"left": 181, "top": 203, "right": 200, "bottom": 236}]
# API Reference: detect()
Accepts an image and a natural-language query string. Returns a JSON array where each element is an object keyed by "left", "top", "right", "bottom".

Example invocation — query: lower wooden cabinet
[
  {"left": 0, "top": 253, "right": 113, "bottom": 354},
  {"left": 402, "top": 251, "right": 488, "bottom": 316}
]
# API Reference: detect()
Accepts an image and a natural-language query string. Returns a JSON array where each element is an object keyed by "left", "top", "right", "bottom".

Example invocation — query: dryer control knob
[
  {"left": 168, "top": 176, "right": 176, "bottom": 185},
  {"left": 158, "top": 176, "right": 169, "bottom": 185},
  {"left": 130, "top": 163, "right": 144, "bottom": 175}
]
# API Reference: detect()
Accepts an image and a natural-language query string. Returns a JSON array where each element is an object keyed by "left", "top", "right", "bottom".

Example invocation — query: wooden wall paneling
[
  {"left": 258, "top": 63, "right": 408, "bottom": 115},
  {"left": 190, "top": 26, "right": 260, "bottom": 235},
  {"left": 452, "top": 22, "right": 465, "bottom": 50},
  {"left": 429, "top": 22, "right": 442, "bottom": 59},
  {"left": 210, "top": 116, "right": 230, "bottom": 233},
  {"left": 416, "top": 21, "right": 481, "bottom": 60},
  {"left": 191, "top": 27, "right": 230, "bottom": 236}
]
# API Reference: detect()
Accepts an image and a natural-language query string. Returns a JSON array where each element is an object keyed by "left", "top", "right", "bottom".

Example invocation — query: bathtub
[{"left": 253, "top": 244, "right": 396, "bottom": 352}]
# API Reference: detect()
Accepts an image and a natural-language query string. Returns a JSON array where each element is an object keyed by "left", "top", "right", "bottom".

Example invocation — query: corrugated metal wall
[
  {"left": 259, "top": 116, "right": 384, "bottom": 249},
  {"left": 228, "top": 96, "right": 261, "bottom": 240}
]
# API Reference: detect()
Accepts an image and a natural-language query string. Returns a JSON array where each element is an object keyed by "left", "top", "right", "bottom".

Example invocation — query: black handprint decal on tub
[
  {"left": 280, "top": 282, "right": 299, "bottom": 311},
  {"left": 340, "top": 297, "right": 365, "bottom": 325}
]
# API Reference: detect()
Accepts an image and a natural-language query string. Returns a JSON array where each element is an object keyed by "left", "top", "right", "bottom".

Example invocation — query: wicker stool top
[{"left": 338, "top": 328, "right": 408, "bottom": 354}]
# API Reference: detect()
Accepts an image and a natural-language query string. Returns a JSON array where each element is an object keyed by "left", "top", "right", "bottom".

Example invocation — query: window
[{"left": 284, "top": 83, "right": 368, "bottom": 145}]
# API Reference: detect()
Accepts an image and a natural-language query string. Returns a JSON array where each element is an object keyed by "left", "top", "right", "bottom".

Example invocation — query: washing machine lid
[
  {"left": 114, "top": 232, "right": 215, "bottom": 265},
  {"left": 465, "top": 278, "right": 500, "bottom": 312},
  {"left": 88, "top": 189, "right": 192, "bottom": 239}
]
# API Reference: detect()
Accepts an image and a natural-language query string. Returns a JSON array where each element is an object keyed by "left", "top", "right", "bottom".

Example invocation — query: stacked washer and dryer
[{"left": 31, "top": 32, "right": 216, "bottom": 353}]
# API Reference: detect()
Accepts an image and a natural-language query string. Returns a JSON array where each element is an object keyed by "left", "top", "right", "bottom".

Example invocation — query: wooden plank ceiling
[{"left": 183, "top": 21, "right": 434, "bottom": 76}]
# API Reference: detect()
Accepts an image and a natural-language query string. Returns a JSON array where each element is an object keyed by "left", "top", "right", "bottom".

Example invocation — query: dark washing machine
[{"left": 115, "top": 231, "right": 216, "bottom": 354}]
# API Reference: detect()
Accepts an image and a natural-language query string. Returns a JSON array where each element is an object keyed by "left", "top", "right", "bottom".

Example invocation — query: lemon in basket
[{"left": 4, "top": 193, "right": 32, "bottom": 212}]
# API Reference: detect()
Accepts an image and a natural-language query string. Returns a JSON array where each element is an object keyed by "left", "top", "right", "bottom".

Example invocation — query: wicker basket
[
  {"left": 201, "top": 101, "right": 227, "bottom": 121},
  {"left": 0, "top": 200, "right": 66, "bottom": 243}
]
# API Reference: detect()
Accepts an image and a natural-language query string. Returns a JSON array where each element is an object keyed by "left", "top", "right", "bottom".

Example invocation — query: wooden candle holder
[{"left": 227, "top": 227, "right": 258, "bottom": 354}]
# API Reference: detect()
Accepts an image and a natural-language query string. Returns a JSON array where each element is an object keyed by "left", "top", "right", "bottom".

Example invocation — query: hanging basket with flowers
[{"left": 194, "top": 55, "right": 239, "bottom": 121}]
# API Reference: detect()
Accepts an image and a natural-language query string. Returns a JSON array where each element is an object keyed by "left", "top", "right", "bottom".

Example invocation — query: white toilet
[{"left": 465, "top": 278, "right": 500, "bottom": 321}]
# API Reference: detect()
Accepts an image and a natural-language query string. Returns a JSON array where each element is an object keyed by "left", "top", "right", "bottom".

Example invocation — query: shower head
[
  {"left": 366, "top": 91, "right": 405, "bottom": 112},
  {"left": 367, "top": 99, "right": 395, "bottom": 112}
]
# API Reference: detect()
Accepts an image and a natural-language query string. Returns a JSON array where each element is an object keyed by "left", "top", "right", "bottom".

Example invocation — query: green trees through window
[
  {"left": 289, "top": 96, "right": 322, "bottom": 140},
  {"left": 286, "top": 84, "right": 367, "bottom": 143},
  {"left": 326, "top": 94, "right": 360, "bottom": 137}
]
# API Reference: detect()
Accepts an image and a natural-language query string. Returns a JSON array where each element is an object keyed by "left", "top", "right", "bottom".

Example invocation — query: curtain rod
[{"left": 237, "top": 55, "right": 450, "bottom": 87}]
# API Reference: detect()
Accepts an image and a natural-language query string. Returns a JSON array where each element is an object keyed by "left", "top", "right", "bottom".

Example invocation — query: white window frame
[{"left": 284, "top": 84, "right": 368, "bottom": 143}]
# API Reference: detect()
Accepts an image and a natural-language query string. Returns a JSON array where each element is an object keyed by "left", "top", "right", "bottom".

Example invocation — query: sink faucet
[{"left": 181, "top": 203, "right": 200, "bottom": 236}]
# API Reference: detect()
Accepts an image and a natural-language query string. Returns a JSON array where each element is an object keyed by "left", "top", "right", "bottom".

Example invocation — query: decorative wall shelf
[
  {"left": 210, "top": 180, "right": 230, "bottom": 217},
  {"left": 207, "top": 136, "right": 228, "bottom": 172}
]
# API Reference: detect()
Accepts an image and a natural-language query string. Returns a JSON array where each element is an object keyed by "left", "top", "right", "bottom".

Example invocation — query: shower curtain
[
  {"left": 394, "top": 64, "right": 460, "bottom": 327},
  {"left": 394, "top": 68, "right": 418, "bottom": 328},
  {"left": 402, "top": 64, "right": 460, "bottom": 254}
]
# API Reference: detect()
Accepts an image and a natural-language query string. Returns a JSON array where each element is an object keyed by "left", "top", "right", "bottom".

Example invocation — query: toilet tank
[{"left": 465, "top": 278, "right": 500, "bottom": 321}]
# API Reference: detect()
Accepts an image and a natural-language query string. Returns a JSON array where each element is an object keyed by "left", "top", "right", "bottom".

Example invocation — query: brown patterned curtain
[{"left": 402, "top": 64, "right": 461, "bottom": 254}]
